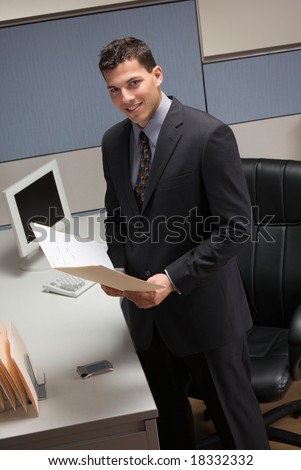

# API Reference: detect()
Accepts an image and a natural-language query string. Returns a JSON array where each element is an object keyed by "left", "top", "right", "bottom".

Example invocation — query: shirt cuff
[
  {"left": 115, "top": 267, "right": 126, "bottom": 273},
  {"left": 164, "top": 269, "right": 181, "bottom": 294}
]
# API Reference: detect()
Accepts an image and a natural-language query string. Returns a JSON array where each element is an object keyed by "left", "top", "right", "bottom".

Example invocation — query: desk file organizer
[
  {"left": 25, "top": 354, "right": 47, "bottom": 401},
  {"left": 0, "top": 321, "right": 46, "bottom": 414}
]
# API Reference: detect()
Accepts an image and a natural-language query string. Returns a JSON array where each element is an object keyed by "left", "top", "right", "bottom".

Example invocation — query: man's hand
[
  {"left": 101, "top": 284, "right": 125, "bottom": 297},
  {"left": 124, "top": 273, "right": 174, "bottom": 309},
  {"left": 101, "top": 273, "right": 175, "bottom": 308},
  {"left": 101, "top": 268, "right": 125, "bottom": 297}
]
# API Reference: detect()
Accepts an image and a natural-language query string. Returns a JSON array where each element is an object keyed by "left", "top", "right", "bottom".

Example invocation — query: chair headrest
[{"left": 241, "top": 158, "right": 301, "bottom": 224}]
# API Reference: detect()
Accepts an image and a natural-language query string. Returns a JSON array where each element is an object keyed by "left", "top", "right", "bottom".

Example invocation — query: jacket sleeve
[{"left": 102, "top": 141, "right": 128, "bottom": 270}]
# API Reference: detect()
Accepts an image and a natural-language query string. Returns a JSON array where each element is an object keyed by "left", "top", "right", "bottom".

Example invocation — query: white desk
[{"left": 0, "top": 219, "right": 159, "bottom": 449}]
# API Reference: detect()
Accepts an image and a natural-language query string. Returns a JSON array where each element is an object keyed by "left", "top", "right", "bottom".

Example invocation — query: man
[{"left": 98, "top": 37, "right": 269, "bottom": 450}]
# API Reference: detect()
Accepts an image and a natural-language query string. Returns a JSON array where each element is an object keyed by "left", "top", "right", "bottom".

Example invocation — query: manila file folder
[
  {"left": 31, "top": 223, "right": 163, "bottom": 292},
  {"left": 0, "top": 321, "right": 42, "bottom": 414}
]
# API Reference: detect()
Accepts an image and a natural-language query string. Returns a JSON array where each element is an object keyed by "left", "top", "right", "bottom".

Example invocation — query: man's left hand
[{"left": 124, "top": 273, "right": 174, "bottom": 309}]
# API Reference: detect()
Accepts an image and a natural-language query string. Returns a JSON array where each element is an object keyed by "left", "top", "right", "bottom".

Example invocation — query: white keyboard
[{"left": 43, "top": 273, "right": 96, "bottom": 298}]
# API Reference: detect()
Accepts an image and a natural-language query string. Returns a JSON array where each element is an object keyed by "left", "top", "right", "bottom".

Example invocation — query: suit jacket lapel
[
  {"left": 110, "top": 119, "right": 138, "bottom": 216},
  {"left": 141, "top": 98, "right": 183, "bottom": 212},
  {"left": 113, "top": 98, "right": 184, "bottom": 215}
]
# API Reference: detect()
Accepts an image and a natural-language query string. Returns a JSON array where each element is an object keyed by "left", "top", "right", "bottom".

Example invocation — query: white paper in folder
[{"left": 31, "top": 223, "right": 163, "bottom": 292}]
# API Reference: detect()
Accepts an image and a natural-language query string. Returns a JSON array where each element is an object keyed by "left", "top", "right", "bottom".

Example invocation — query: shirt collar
[{"left": 132, "top": 92, "right": 172, "bottom": 147}]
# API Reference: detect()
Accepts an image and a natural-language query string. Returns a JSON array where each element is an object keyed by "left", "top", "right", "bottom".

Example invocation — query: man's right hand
[{"left": 101, "top": 284, "right": 124, "bottom": 297}]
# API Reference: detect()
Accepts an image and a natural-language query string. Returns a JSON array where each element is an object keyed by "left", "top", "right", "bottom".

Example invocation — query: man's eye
[
  {"left": 129, "top": 80, "right": 140, "bottom": 87},
  {"left": 109, "top": 88, "right": 119, "bottom": 94}
]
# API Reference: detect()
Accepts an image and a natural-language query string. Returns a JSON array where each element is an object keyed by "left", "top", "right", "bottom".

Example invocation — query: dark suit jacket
[{"left": 101, "top": 97, "right": 253, "bottom": 356}]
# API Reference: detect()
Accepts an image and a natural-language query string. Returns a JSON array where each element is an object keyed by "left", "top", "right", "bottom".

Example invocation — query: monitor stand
[{"left": 19, "top": 249, "right": 51, "bottom": 272}]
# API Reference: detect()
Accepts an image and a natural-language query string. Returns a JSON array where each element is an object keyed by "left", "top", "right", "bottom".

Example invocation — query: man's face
[{"left": 103, "top": 59, "right": 163, "bottom": 128}]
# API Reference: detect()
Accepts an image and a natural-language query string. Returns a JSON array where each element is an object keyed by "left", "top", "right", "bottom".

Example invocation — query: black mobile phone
[{"left": 76, "top": 360, "right": 113, "bottom": 379}]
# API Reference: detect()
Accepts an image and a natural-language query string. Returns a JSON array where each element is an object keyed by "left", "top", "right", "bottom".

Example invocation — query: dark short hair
[{"left": 98, "top": 37, "right": 156, "bottom": 74}]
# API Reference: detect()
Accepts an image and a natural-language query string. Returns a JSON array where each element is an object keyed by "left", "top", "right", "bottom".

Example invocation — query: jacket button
[{"left": 145, "top": 270, "right": 151, "bottom": 277}]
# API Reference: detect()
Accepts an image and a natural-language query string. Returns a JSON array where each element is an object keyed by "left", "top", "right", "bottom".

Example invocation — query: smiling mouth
[{"left": 125, "top": 103, "right": 142, "bottom": 112}]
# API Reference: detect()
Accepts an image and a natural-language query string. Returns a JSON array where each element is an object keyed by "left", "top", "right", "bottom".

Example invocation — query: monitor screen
[{"left": 3, "top": 159, "right": 72, "bottom": 271}]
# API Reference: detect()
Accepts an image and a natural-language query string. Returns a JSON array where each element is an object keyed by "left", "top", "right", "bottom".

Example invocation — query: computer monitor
[{"left": 3, "top": 159, "right": 72, "bottom": 271}]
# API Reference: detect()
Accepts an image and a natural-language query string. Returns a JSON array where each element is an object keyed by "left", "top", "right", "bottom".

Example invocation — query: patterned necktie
[{"left": 134, "top": 131, "right": 152, "bottom": 210}]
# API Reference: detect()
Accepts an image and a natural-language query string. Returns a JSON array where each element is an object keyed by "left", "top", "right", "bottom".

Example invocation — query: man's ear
[{"left": 153, "top": 65, "right": 163, "bottom": 86}]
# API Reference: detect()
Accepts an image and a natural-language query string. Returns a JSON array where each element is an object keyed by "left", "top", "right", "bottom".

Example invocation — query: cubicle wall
[
  {"left": 197, "top": 0, "right": 301, "bottom": 162},
  {"left": 0, "top": 0, "right": 203, "bottom": 224},
  {"left": 1, "top": 0, "right": 301, "bottom": 226}
]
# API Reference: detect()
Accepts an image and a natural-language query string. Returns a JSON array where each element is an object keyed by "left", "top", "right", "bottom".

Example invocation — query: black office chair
[{"left": 194, "top": 158, "right": 301, "bottom": 449}]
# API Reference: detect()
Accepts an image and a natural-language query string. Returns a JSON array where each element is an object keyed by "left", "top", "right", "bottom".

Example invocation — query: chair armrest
[{"left": 288, "top": 302, "right": 301, "bottom": 380}]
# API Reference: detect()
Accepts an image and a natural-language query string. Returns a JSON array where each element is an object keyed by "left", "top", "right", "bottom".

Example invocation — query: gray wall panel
[
  {"left": 203, "top": 50, "right": 301, "bottom": 124},
  {"left": 0, "top": 0, "right": 204, "bottom": 162}
]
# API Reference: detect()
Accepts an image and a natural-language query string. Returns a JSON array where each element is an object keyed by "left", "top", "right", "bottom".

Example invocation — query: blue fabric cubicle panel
[
  {"left": 203, "top": 50, "right": 301, "bottom": 125},
  {"left": 0, "top": 0, "right": 204, "bottom": 163}
]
